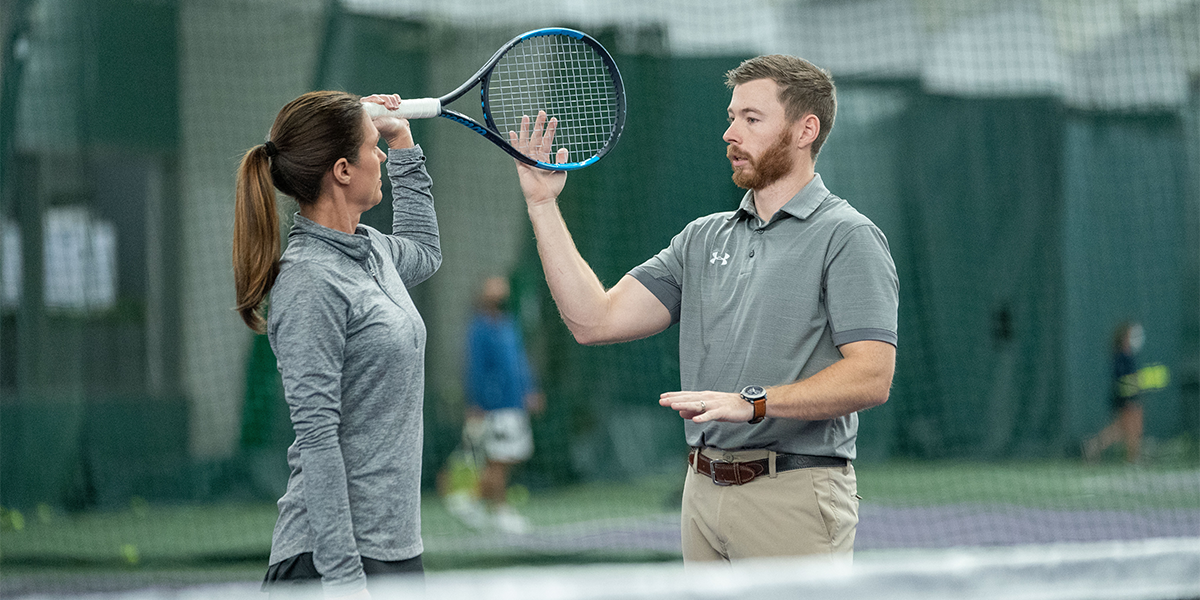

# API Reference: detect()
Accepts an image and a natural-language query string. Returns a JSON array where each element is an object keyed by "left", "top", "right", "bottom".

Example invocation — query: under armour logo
[{"left": 710, "top": 250, "right": 730, "bottom": 265}]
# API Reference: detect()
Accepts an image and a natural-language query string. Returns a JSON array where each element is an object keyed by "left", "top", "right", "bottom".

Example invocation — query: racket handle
[{"left": 362, "top": 98, "right": 442, "bottom": 120}]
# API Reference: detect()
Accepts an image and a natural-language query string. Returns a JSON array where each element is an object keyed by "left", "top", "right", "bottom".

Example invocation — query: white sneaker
[
  {"left": 492, "top": 505, "right": 529, "bottom": 535},
  {"left": 444, "top": 493, "right": 489, "bottom": 530}
]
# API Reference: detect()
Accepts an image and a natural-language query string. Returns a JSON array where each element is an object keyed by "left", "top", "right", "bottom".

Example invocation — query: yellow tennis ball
[
  {"left": 120, "top": 543, "right": 140, "bottom": 566},
  {"left": 7, "top": 508, "right": 24, "bottom": 532}
]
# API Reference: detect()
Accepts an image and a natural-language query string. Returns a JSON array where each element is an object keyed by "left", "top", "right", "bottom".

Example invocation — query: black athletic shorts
[{"left": 262, "top": 551, "right": 424, "bottom": 593}]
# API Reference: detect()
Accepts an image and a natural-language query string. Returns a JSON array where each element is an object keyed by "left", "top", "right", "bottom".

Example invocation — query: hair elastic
[{"left": 263, "top": 141, "right": 278, "bottom": 158}]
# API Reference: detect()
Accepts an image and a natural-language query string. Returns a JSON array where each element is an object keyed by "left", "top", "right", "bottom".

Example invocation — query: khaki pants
[{"left": 681, "top": 448, "right": 858, "bottom": 563}]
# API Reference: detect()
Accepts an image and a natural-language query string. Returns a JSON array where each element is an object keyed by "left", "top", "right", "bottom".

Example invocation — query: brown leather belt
[{"left": 689, "top": 448, "right": 848, "bottom": 486}]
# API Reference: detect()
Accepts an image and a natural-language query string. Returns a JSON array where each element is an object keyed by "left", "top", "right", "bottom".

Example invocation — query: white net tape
[{"left": 15, "top": 538, "right": 1200, "bottom": 600}]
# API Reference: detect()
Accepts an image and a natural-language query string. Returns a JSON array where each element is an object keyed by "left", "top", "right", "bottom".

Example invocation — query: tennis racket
[{"left": 363, "top": 27, "right": 625, "bottom": 171}]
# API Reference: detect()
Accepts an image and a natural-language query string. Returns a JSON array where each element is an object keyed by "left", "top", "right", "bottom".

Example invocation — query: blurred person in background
[
  {"left": 444, "top": 275, "right": 543, "bottom": 534},
  {"left": 1084, "top": 321, "right": 1146, "bottom": 465},
  {"left": 233, "top": 91, "right": 440, "bottom": 598},
  {"left": 508, "top": 55, "right": 898, "bottom": 564}
]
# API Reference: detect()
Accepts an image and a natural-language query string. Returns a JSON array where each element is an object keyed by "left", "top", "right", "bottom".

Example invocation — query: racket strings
[{"left": 487, "top": 35, "right": 620, "bottom": 162}]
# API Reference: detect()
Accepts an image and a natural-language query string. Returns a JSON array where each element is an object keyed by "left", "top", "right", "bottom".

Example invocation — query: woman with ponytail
[{"left": 234, "top": 92, "right": 441, "bottom": 598}]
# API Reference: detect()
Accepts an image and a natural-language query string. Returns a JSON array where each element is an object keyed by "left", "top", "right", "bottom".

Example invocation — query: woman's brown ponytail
[{"left": 233, "top": 143, "right": 281, "bottom": 333}]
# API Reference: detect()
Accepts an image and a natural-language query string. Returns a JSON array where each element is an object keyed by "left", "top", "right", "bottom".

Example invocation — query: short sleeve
[
  {"left": 824, "top": 224, "right": 899, "bottom": 347},
  {"left": 628, "top": 228, "right": 689, "bottom": 324}
]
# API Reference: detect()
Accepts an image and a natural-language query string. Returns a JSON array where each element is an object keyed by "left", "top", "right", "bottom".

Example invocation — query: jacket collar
[{"left": 289, "top": 213, "right": 371, "bottom": 262}]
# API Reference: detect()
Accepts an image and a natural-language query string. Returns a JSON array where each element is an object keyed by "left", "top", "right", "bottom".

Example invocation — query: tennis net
[{"left": 8, "top": 538, "right": 1199, "bottom": 600}]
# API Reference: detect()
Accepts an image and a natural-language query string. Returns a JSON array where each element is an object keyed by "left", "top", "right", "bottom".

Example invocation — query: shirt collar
[
  {"left": 290, "top": 213, "right": 372, "bottom": 262},
  {"left": 729, "top": 173, "right": 832, "bottom": 223}
]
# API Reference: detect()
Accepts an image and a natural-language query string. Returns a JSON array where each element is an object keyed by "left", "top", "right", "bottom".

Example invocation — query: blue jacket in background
[{"left": 465, "top": 313, "right": 534, "bottom": 412}]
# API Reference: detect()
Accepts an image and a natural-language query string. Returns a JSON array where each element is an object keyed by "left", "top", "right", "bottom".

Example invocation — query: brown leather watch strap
[
  {"left": 744, "top": 400, "right": 763, "bottom": 424},
  {"left": 750, "top": 397, "right": 766, "bottom": 423}
]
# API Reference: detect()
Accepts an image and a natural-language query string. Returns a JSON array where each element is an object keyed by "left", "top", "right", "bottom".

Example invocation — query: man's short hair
[{"left": 725, "top": 55, "right": 837, "bottom": 158}]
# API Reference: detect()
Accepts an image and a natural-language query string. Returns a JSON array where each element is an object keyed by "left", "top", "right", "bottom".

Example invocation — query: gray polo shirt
[{"left": 629, "top": 173, "right": 897, "bottom": 459}]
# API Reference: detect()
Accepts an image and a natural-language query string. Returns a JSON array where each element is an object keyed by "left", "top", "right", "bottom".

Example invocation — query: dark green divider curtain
[
  {"left": 1, "top": 0, "right": 183, "bottom": 510},
  {"left": 1062, "top": 113, "right": 1190, "bottom": 447},
  {"left": 897, "top": 96, "right": 1067, "bottom": 459}
]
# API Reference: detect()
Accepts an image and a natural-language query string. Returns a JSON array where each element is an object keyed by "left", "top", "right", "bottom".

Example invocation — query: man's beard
[{"left": 727, "top": 128, "right": 795, "bottom": 190}]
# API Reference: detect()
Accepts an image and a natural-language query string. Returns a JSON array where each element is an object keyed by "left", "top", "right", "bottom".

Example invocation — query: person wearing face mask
[{"left": 1084, "top": 322, "right": 1147, "bottom": 465}]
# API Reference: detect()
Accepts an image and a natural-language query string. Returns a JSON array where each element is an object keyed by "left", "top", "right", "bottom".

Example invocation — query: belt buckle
[{"left": 708, "top": 459, "right": 734, "bottom": 486}]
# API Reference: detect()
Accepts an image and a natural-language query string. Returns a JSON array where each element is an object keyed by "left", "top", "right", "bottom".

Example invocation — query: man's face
[
  {"left": 723, "top": 79, "right": 798, "bottom": 190},
  {"left": 480, "top": 276, "right": 510, "bottom": 310}
]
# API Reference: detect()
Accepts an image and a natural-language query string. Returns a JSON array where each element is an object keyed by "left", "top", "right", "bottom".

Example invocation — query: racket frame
[{"left": 368, "top": 27, "right": 625, "bottom": 171}]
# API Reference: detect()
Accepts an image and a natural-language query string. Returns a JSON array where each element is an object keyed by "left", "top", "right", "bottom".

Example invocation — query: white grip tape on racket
[{"left": 362, "top": 98, "right": 442, "bottom": 120}]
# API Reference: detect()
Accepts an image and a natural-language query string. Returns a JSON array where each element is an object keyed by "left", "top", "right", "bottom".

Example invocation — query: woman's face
[{"left": 346, "top": 111, "right": 388, "bottom": 212}]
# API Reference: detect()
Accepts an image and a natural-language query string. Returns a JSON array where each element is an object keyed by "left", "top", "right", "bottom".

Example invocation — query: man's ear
[
  {"left": 795, "top": 114, "right": 820, "bottom": 150},
  {"left": 331, "top": 157, "right": 352, "bottom": 185}
]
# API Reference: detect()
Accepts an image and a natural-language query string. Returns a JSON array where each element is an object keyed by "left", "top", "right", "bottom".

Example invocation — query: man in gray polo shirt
[{"left": 510, "top": 54, "right": 897, "bottom": 563}]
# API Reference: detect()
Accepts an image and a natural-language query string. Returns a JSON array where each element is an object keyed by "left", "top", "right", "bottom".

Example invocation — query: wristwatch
[{"left": 740, "top": 385, "right": 767, "bottom": 424}]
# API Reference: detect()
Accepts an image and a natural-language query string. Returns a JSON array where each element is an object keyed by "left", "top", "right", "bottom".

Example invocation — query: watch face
[{"left": 741, "top": 385, "right": 765, "bottom": 399}]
